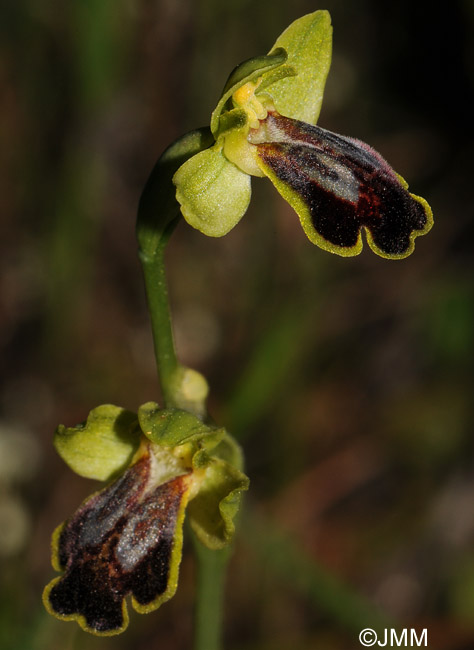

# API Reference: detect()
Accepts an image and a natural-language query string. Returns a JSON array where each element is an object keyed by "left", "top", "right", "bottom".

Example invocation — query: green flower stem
[
  {"left": 136, "top": 127, "right": 214, "bottom": 407},
  {"left": 136, "top": 139, "right": 184, "bottom": 408},
  {"left": 192, "top": 536, "right": 231, "bottom": 650},
  {"left": 138, "top": 227, "right": 181, "bottom": 408}
]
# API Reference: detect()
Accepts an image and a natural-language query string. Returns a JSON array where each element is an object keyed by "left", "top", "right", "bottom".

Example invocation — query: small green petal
[
  {"left": 173, "top": 142, "right": 251, "bottom": 237},
  {"left": 265, "top": 10, "right": 332, "bottom": 124},
  {"left": 188, "top": 441, "right": 249, "bottom": 550},
  {"left": 257, "top": 64, "right": 297, "bottom": 93},
  {"left": 216, "top": 107, "right": 248, "bottom": 137},
  {"left": 54, "top": 405, "right": 140, "bottom": 482},
  {"left": 210, "top": 48, "right": 288, "bottom": 136}
]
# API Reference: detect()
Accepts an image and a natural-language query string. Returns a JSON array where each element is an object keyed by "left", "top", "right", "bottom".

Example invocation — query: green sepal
[
  {"left": 137, "top": 127, "right": 215, "bottom": 257},
  {"left": 138, "top": 402, "right": 213, "bottom": 447},
  {"left": 53, "top": 405, "right": 141, "bottom": 482},
  {"left": 173, "top": 141, "right": 251, "bottom": 237},
  {"left": 265, "top": 10, "right": 332, "bottom": 124},
  {"left": 210, "top": 48, "right": 288, "bottom": 136},
  {"left": 188, "top": 434, "right": 249, "bottom": 549}
]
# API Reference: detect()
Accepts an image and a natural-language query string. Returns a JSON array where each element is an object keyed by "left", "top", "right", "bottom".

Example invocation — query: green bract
[
  {"left": 45, "top": 402, "right": 248, "bottom": 635},
  {"left": 137, "top": 127, "right": 214, "bottom": 255}
]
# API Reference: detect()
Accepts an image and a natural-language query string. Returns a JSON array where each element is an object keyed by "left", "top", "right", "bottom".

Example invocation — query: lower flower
[{"left": 43, "top": 444, "right": 192, "bottom": 634}]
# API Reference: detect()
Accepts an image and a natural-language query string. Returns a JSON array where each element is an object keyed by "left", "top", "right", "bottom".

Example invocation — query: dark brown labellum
[
  {"left": 253, "top": 112, "right": 432, "bottom": 257},
  {"left": 45, "top": 450, "right": 190, "bottom": 634}
]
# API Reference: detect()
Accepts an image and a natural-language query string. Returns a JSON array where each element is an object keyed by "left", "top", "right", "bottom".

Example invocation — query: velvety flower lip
[
  {"left": 43, "top": 444, "right": 192, "bottom": 635},
  {"left": 250, "top": 112, "right": 433, "bottom": 259},
  {"left": 43, "top": 402, "right": 249, "bottom": 636}
]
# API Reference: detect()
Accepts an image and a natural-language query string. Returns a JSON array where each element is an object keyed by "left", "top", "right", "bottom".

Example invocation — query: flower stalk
[
  {"left": 192, "top": 538, "right": 232, "bottom": 650},
  {"left": 138, "top": 224, "right": 181, "bottom": 409},
  {"left": 135, "top": 126, "right": 213, "bottom": 411}
]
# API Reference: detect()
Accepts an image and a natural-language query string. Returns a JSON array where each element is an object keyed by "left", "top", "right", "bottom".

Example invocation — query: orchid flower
[
  {"left": 173, "top": 11, "right": 432, "bottom": 258},
  {"left": 43, "top": 404, "right": 248, "bottom": 635}
]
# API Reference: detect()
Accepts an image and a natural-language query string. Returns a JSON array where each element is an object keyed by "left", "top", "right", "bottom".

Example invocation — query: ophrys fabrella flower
[
  {"left": 173, "top": 11, "right": 432, "bottom": 258},
  {"left": 43, "top": 404, "right": 248, "bottom": 635}
]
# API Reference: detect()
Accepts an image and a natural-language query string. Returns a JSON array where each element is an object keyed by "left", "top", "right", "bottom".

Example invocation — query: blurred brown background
[{"left": 1, "top": 1, "right": 473, "bottom": 648}]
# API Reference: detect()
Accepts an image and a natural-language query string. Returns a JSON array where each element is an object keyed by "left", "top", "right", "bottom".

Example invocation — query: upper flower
[
  {"left": 43, "top": 403, "right": 248, "bottom": 635},
  {"left": 172, "top": 10, "right": 433, "bottom": 259}
]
